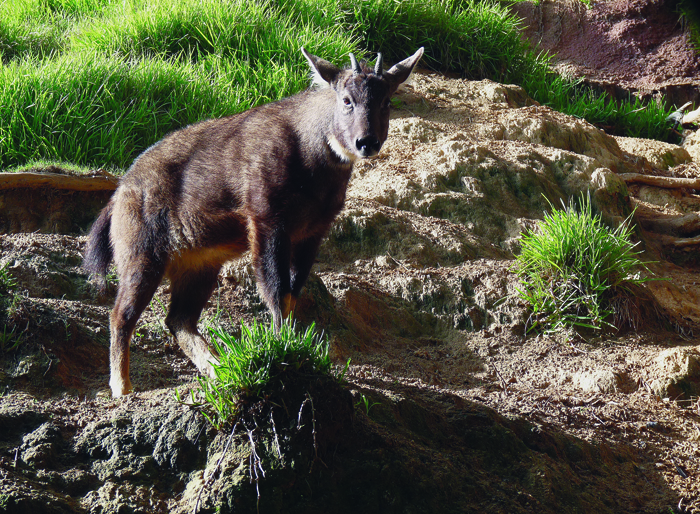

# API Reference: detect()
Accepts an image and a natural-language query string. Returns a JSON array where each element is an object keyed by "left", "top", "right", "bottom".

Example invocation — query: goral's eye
[{"left": 343, "top": 97, "right": 352, "bottom": 106}]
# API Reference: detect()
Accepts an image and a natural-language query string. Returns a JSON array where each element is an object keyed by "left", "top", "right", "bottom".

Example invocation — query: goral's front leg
[{"left": 251, "top": 219, "right": 292, "bottom": 332}]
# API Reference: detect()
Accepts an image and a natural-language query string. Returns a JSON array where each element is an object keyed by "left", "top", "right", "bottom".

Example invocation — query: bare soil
[{"left": 511, "top": 0, "right": 700, "bottom": 106}]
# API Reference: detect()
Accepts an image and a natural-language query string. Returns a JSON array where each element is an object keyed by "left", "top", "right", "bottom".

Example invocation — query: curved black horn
[
  {"left": 374, "top": 53, "right": 383, "bottom": 76},
  {"left": 349, "top": 53, "right": 361, "bottom": 76}
]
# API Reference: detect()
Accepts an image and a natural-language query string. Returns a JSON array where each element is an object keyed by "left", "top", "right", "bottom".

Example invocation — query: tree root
[
  {"left": 620, "top": 173, "right": 700, "bottom": 189},
  {"left": 620, "top": 173, "right": 700, "bottom": 190},
  {"left": 661, "top": 234, "right": 700, "bottom": 248},
  {"left": 0, "top": 171, "right": 118, "bottom": 191},
  {"left": 637, "top": 213, "right": 700, "bottom": 237}
]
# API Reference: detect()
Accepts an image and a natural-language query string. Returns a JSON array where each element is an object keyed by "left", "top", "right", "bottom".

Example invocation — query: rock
[
  {"left": 75, "top": 401, "right": 210, "bottom": 482},
  {"left": 574, "top": 370, "right": 620, "bottom": 394},
  {"left": 682, "top": 130, "right": 700, "bottom": 163},
  {"left": 20, "top": 423, "right": 64, "bottom": 469},
  {"left": 81, "top": 481, "right": 168, "bottom": 514},
  {"left": 615, "top": 135, "right": 691, "bottom": 170},
  {"left": 649, "top": 348, "right": 700, "bottom": 399}
]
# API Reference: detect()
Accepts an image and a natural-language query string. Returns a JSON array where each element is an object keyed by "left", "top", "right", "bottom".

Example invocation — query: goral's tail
[{"left": 83, "top": 200, "right": 114, "bottom": 291}]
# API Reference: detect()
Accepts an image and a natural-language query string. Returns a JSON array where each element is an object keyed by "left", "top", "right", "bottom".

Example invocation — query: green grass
[
  {"left": 2, "top": 159, "right": 93, "bottom": 175},
  {"left": 70, "top": 0, "right": 354, "bottom": 64},
  {"left": 0, "top": 0, "right": 356, "bottom": 170},
  {"left": 280, "top": 0, "right": 535, "bottom": 81},
  {"left": 0, "top": 262, "right": 22, "bottom": 351},
  {"left": 190, "top": 320, "right": 333, "bottom": 429},
  {"left": 521, "top": 62, "right": 673, "bottom": 141},
  {"left": 0, "top": 262, "right": 17, "bottom": 303},
  {"left": 0, "top": 0, "right": 683, "bottom": 172},
  {"left": 514, "top": 194, "right": 651, "bottom": 333},
  {"left": 677, "top": 0, "right": 700, "bottom": 54},
  {"left": 0, "top": 51, "right": 325, "bottom": 169}
]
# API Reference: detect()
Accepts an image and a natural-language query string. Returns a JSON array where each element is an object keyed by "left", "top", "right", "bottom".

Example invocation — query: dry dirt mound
[{"left": 511, "top": 0, "right": 700, "bottom": 106}]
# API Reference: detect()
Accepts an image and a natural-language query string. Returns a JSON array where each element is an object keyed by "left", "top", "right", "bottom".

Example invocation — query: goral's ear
[
  {"left": 301, "top": 47, "right": 342, "bottom": 88},
  {"left": 385, "top": 47, "right": 424, "bottom": 93}
]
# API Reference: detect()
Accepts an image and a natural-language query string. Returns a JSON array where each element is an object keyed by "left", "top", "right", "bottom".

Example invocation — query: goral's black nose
[{"left": 356, "top": 135, "right": 381, "bottom": 157}]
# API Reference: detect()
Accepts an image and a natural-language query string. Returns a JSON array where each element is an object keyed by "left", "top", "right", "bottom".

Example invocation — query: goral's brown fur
[{"left": 84, "top": 48, "right": 423, "bottom": 397}]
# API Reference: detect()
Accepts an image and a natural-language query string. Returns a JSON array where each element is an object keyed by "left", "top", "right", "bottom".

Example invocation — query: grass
[
  {"left": 189, "top": 320, "right": 334, "bottom": 429},
  {"left": 514, "top": 194, "right": 651, "bottom": 333},
  {"left": 0, "top": 0, "right": 684, "bottom": 172},
  {"left": 521, "top": 61, "right": 673, "bottom": 141},
  {"left": 0, "top": 51, "right": 314, "bottom": 169},
  {"left": 2, "top": 159, "right": 94, "bottom": 175},
  {"left": 0, "top": 0, "right": 355, "bottom": 170},
  {"left": 677, "top": 0, "right": 700, "bottom": 54},
  {"left": 0, "top": 263, "right": 22, "bottom": 351},
  {"left": 0, "top": 263, "right": 18, "bottom": 322},
  {"left": 289, "top": 0, "right": 536, "bottom": 81}
]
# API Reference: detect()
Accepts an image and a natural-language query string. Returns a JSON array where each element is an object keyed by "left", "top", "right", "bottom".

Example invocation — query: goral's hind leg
[
  {"left": 110, "top": 259, "right": 164, "bottom": 397},
  {"left": 165, "top": 265, "right": 221, "bottom": 378}
]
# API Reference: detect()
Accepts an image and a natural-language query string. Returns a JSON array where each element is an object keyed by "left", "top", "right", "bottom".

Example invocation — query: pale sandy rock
[
  {"left": 615, "top": 135, "right": 691, "bottom": 170},
  {"left": 574, "top": 370, "right": 620, "bottom": 393},
  {"left": 646, "top": 278, "right": 700, "bottom": 326},
  {"left": 649, "top": 347, "right": 700, "bottom": 399},
  {"left": 682, "top": 130, "right": 700, "bottom": 163},
  {"left": 498, "top": 107, "right": 624, "bottom": 165},
  {"left": 653, "top": 347, "right": 700, "bottom": 377}
]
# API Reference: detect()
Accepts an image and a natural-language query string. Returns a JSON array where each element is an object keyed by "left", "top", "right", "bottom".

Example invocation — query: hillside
[{"left": 2, "top": 0, "right": 700, "bottom": 512}]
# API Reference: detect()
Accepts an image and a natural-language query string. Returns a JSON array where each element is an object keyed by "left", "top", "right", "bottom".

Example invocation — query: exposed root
[
  {"left": 193, "top": 420, "right": 241, "bottom": 514},
  {"left": 192, "top": 389, "right": 329, "bottom": 512},
  {"left": 269, "top": 410, "right": 283, "bottom": 462},
  {"left": 0, "top": 171, "right": 118, "bottom": 191},
  {"left": 620, "top": 173, "right": 700, "bottom": 189},
  {"left": 663, "top": 234, "right": 700, "bottom": 248},
  {"left": 248, "top": 427, "right": 265, "bottom": 511},
  {"left": 297, "top": 393, "right": 326, "bottom": 473},
  {"left": 637, "top": 213, "right": 700, "bottom": 237}
]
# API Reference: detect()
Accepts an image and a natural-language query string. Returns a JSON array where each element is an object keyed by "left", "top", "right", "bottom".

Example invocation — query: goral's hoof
[{"left": 109, "top": 377, "right": 134, "bottom": 398}]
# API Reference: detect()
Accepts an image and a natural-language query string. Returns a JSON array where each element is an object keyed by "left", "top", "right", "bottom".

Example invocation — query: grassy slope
[{"left": 0, "top": 0, "right": 680, "bottom": 173}]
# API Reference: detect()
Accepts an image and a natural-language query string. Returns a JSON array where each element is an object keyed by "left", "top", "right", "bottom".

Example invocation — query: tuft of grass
[
  {"left": 2, "top": 159, "right": 94, "bottom": 175},
  {"left": 192, "top": 320, "right": 333, "bottom": 429},
  {"left": 0, "top": 263, "right": 17, "bottom": 295},
  {"left": 515, "top": 194, "right": 651, "bottom": 333},
  {"left": 0, "top": 263, "right": 22, "bottom": 351},
  {"left": 677, "top": 0, "right": 700, "bottom": 55},
  {"left": 0, "top": 263, "right": 18, "bottom": 319}
]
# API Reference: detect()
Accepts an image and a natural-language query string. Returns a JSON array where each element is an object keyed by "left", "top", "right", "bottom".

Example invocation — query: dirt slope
[{"left": 511, "top": 0, "right": 700, "bottom": 106}]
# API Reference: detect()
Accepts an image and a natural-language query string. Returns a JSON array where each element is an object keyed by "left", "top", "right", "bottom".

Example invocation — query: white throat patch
[{"left": 327, "top": 135, "right": 357, "bottom": 163}]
